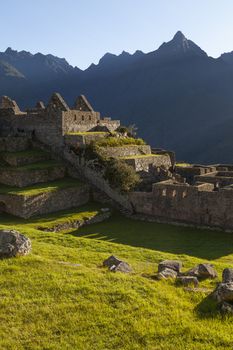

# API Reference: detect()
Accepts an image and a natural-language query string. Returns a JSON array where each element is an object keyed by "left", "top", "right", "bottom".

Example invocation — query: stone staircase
[{"left": 0, "top": 136, "right": 91, "bottom": 218}]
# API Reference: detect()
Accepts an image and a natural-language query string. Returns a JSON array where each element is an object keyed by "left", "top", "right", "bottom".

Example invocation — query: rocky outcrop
[
  {"left": 103, "top": 255, "right": 132, "bottom": 273},
  {"left": 0, "top": 229, "right": 31, "bottom": 258}
]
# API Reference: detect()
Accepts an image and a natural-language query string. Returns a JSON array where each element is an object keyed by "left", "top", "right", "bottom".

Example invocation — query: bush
[
  {"left": 81, "top": 143, "right": 141, "bottom": 192},
  {"left": 104, "top": 158, "right": 141, "bottom": 193}
]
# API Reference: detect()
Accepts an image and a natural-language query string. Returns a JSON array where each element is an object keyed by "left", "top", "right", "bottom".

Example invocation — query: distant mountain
[{"left": 2, "top": 31, "right": 233, "bottom": 163}]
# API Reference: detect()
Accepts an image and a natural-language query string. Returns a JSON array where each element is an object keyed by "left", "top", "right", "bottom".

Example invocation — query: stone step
[
  {"left": 0, "top": 136, "right": 30, "bottom": 152},
  {"left": 0, "top": 178, "right": 90, "bottom": 218},
  {"left": 0, "top": 149, "right": 51, "bottom": 167},
  {"left": 0, "top": 160, "right": 66, "bottom": 187}
]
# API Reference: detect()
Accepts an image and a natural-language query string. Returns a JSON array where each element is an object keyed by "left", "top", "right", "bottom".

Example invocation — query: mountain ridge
[{"left": 1, "top": 31, "right": 233, "bottom": 163}]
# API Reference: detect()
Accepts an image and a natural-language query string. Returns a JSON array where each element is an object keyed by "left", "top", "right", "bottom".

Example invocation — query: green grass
[
  {"left": 120, "top": 154, "right": 159, "bottom": 160},
  {"left": 0, "top": 160, "right": 63, "bottom": 172},
  {"left": 0, "top": 178, "right": 82, "bottom": 196},
  {"left": 96, "top": 136, "right": 146, "bottom": 147},
  {"left": 176, "top": 163, "right": 191, "bottom": 167},
  {"left": 0, "top": 209, "right": 233, "bottom": 349}
]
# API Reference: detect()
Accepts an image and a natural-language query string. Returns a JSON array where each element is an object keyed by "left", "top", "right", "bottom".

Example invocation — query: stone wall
[
  {"left": 129, "top": 180, "right": 233, "bottom": 231},
  {"left": 1, "top": 151, "right": 51, "bottom": 167},
  {"left": 0, "top": 137, "right": 30, "bottom": 152},
  {"left": 0, "top": 165, "right": 65, "bottom": 187},
  {"left": 98, "top": 119, "right": 120, "bottom": 132},
  {"left": 122, "top": 154, "right": 171, "bottom": 172},
  {"left": 64, "top": 132, "right": 108, "bottom": 148},
  {"left": 100, "top": 145, "right": 151, "bottom": 158},
  {"left": 195, "top": 171, "right": 233, "bottom": 187},
  {"left": 63, "top": 110, "right": 100, "bottom": 133},
  {"left": 0, "top": 184, "right": 90, "bottom": 218}
]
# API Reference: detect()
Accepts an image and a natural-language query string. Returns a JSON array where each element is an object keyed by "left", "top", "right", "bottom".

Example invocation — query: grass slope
[{"left": 0, "top": 210, "right": 233, "bottom": 349}]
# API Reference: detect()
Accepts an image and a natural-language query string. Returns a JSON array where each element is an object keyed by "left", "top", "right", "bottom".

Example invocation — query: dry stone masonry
[{"left": 1, "top": 93, "right": 233, "bottom": 231}]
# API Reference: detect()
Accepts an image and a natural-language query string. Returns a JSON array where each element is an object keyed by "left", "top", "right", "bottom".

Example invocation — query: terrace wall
[{"left": 129, "top": 181, "right": 233, "bottom": 230}]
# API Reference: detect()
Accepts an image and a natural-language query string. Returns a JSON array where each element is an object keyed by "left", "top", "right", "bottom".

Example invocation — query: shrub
[
  {"left": 79, "top": 142, "right": 141, "bottom": 192},
  {"left": 104, "top": 158, "right": 141, "bottom": 193}
]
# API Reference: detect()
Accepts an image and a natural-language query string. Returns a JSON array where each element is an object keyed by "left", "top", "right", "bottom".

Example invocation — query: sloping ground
[{"left": 0, "top": 211, "right": 233, "bottom": 350}]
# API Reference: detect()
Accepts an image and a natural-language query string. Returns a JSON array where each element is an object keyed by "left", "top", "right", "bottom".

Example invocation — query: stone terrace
[{"left": 0, "top": 136, "right": 91, "bottom": 218}]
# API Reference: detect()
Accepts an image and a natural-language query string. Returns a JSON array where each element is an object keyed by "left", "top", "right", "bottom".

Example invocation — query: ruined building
[{"left": 1, "top": 93, "right": 233, "bottom": 231}]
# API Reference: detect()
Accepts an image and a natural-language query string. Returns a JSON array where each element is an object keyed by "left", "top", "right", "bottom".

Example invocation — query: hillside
[
  {"left": 2, "top": 32, "right": 233, "bottom": 163},
  {"left": 1, "top": 209, "right": 233, "bottom": 349}
]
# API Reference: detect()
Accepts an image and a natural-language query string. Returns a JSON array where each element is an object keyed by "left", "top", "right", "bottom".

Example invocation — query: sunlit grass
[{"left": 0, "top": 210, "right": 233, "bottom": 349}]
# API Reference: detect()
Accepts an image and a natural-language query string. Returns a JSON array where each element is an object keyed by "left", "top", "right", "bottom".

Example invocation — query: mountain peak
[
  {"left": 156, "top": 31, "right": 207, "bottom": 59},
  {"left": 173, "top": 31, "right": 186, "bottom": 41}
]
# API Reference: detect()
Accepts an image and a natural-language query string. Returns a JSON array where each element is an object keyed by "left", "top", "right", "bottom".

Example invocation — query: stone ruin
[{"left": 1, "top": 93, "right": 233, "bottom": 231}]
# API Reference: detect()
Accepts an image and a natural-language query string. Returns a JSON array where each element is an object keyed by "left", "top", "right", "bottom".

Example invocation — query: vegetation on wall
[
  {"left": 74, "top": 141, "right": 141, "bottom": 193},
  {"left": 95, "top": 136, "right": 145, "bottom": 148}
]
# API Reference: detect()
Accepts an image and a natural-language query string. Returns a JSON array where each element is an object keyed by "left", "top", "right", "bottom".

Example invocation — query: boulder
[
  {"left": 212, "top": 283, "right": 233, "bottom": 303},
  {"left": 184, "top": 263, "right": 217, "bottom": 280},
  {"left": 222, "top": 268, "right": 233, "bottom": 283},
  {"left": 158, "top": 260, "right": 182, "bottom": 274},
  {"left": 103, "top": 255, "right": 132, "bottom": 273},
  {"left": 0, "top": 229, "right": 31, "bottom": 258},
  {"left": 156, "top": 267, "right": 177, "bottom": 280},
  {"left": 176, "top": 276, "right": 199, "bottom": 287},
  {"left": 220, "top": 301, "right": 233, "bottom": 314}
]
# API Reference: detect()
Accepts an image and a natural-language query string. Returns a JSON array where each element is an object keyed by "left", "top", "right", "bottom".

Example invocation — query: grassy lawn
[
  {"left": 0, "top": 178, "right": 82, "bottom": 196},
  {"left": 0, "top": 210, "right": 233, "bottom": 349}
]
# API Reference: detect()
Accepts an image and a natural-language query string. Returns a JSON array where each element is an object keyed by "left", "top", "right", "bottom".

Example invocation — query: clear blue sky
[{"left": 1, "top": 0, "right": 233, "bottom": 69}]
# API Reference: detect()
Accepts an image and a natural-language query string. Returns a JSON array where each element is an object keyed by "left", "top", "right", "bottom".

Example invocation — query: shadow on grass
[
  {"left": 73, "top": 212, "right": 233, "bottom": 260},
  {"left": 194, "top": 294, "right": 220, "bottom": 319}
]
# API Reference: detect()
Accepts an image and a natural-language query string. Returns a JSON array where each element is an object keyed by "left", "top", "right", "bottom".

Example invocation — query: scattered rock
[
  {"left": 220, "top": 301, "right": 233, "bottom": 314},
  {"left": 156, "top": 267, "right": 177, "bottom": 279},
  {"left": 103, "top": 255, "right": 132, "bottom": 273},
  {"left": 0, "top": 229, "right": 31, "bottom": 258},
  {"left": 212, "top": 282, "right": 233, "bottom": 303},
  {"left": 158, "top": 260, "right": 182, "bottom": 274},
  {"left": 176, "top": 276, "right": 199, "bottom": 287},
  {"left": 184, "top": 263, "right": 217, "bottom": 280},
  {"left": 222, "top": 268, "right": 233, "bottom": 283}
]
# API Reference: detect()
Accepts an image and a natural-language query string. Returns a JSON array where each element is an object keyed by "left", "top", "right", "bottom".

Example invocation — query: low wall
[
  {"left": 129, "top": 181, "right": 233, "bottom": 230},
  {"left": 0, "top": 184, "right": 90, "bottom": 218},
  {"left": 0, "top": 137, "right": 30, "bottom": 152},
  {"left": 195, "top": 172, "right": 233, "bottom": 187},
  {"left": 101, "top": 145, "right": 151, "bottom": 158},
  {"left": 1, "top": 151, "right": 50, "bottom": 167},
  {"left": 0, "top": 166, "right": 65, "bottom": 187},
  {"left": 123, "top": 154, "right": 171, "bottom": 172},
  {"left": 64, "top": 133, "right": 107, "bottom": 148}
]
